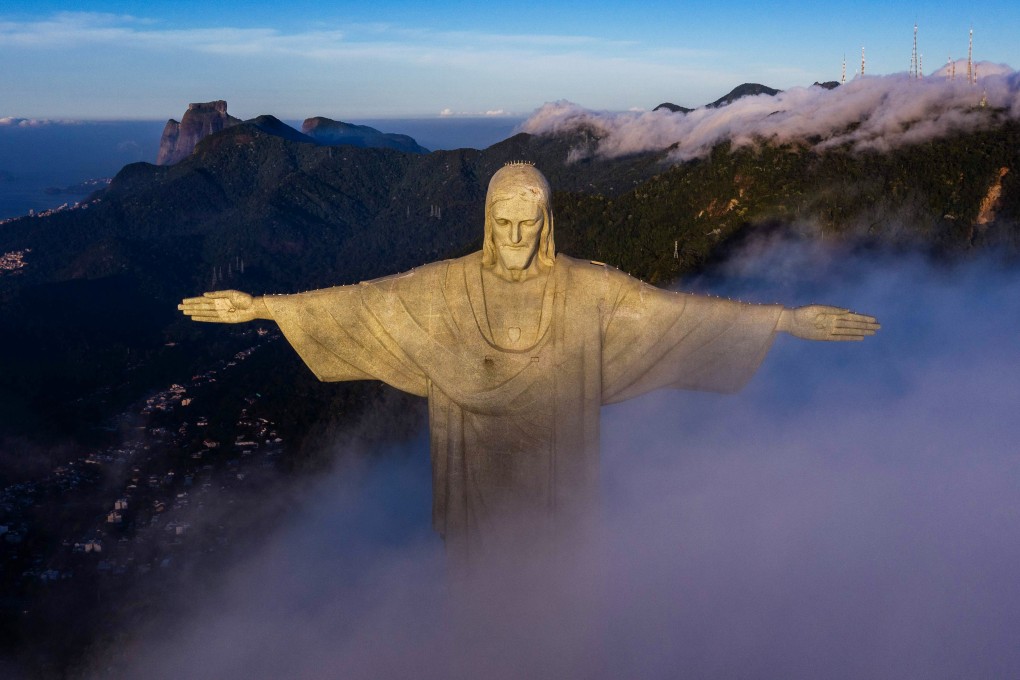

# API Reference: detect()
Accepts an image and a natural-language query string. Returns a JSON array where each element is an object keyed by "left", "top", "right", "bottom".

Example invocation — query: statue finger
[
  {"left": 180, "top": 303, "right": 218, "bottom": 314},
  {"left": 841, "top": 313, "right": 878, "bottom": 324},
  {"left": 836, "top": 323, "right": 881, "bottom": 333},
  {"left": 831, "top": 328, "right": 876, "bottom": 337},
  {"left": 834, "top": 319, "right": 879, "bottom": 330}
]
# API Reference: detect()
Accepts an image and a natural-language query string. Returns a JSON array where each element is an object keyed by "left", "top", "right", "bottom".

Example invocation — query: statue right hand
[{"left": 178, "top": 290, "right": 262, "bottom": 324}]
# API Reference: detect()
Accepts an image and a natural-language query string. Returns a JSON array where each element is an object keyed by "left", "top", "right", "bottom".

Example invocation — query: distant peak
[
  {"left": 707, "top": 83, "right": 780, "bottom": 109},
  {"left": 157, "top": 100, "right": 241, "bottom": 166},
  {"left": 246, "top": 116, "right": 316, "bottom": 144},
  {"left": 187, "top": 100, "right": 229, "bottom": 114},
  {"left": 653, "top": 103, "right": 693, "bottom": 114},
  {"left": 300, "top": 116, "right": 428, "bottom": 154}
]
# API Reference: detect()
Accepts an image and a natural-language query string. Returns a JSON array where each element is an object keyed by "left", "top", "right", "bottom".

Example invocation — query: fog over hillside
[
  {"left": 85, "top": 238, "right": 1020, "bottom": 680},
  {"left": 522, "top": 66, "right": 1020, "bottom": 161}
]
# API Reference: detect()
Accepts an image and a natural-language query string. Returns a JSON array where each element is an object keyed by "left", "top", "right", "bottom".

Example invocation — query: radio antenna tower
[
  {"left": 841, "top": 54, "right": 846, "bottom": 84},
  {"left": 967, "top": 28, "right": 974, "bottom": 84},
  {"left": 861, "top": 46, "right": 866, "bottom": 76},
  {"left": 911, "top": 23, "right": 919, "bottom": 78}
]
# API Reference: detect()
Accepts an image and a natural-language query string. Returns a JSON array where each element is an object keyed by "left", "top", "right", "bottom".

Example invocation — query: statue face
[{"left": 490, "top": 197, "right": 544, "bottom": 274}]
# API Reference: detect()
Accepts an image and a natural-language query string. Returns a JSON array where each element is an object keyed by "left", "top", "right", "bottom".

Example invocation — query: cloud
[
  {"left": 0, "top": 116, "right": 78, "bottom": 126},
  {"left": 520, "top": 66, "right": 1020, "bottom": 161},
  {"left": 79, "top": 237, "right": 1020, "bottom": 679},
  {"left": 438, "top": 108, "right": 515, "bottom": 117},
  {"left": 0, "top": 12, "right": 348, "bottom": 57},
  {"left": 0, "top": 12, "right": 638, "bottom": 65},
  {"left": 0, "top": 12, "right": 735, "bottom": 118}
]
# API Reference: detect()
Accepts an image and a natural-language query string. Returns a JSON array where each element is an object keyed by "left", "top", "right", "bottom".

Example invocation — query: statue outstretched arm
[
  {"left": 178, "top": 290, "right": 273, "bottom": 324},
  {"left": 777, "top": 305, "right": 879, "bottom": 341}
]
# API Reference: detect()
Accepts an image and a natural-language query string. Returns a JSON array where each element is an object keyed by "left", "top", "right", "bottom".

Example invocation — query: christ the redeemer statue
[{"left": 180, "top": 163, "right": 878, "bottom": 560}]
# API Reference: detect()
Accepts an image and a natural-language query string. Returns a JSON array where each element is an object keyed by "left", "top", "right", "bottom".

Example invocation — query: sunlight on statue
[{"left": 179, "top": 163, "right": 879, "bottom": 562}]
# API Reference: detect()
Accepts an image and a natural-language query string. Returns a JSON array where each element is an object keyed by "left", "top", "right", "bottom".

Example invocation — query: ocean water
[
  {"left": 0, "top": 117, "right": 524, "bottom": 221},
  {"left": 0, "top": 121, "right": 166, "bottom": 220}
]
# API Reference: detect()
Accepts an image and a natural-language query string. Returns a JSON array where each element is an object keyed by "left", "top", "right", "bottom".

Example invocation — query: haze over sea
[{"left": 0, "top": 117, "right": 524, "bottom": 221}]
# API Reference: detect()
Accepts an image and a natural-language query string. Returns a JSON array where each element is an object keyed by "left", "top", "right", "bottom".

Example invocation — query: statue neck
[{"left": 488, "top": 259, "right": 551, "bottom": 282}]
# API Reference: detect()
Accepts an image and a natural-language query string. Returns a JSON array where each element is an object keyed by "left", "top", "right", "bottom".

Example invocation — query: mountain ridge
[
  {"left": 654, "top": 81, "right": 784, "bottom": 114},
  {"left": 155, "top": 101, "right": 430, "bottom": 167}
]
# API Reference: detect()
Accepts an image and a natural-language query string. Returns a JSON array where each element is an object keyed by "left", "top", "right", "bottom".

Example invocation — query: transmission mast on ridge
[
  {"left": 911, "top": 23, "right": 919, "bottom": 78},
  {"left": 841, "top": 54, "right": 846, "bottom": 84},
  {"left": 861, "top": 47, "right": 866, "bottom": 76},
  {"left": 967, "top": 28, "right": 974, "bottom": 84}
]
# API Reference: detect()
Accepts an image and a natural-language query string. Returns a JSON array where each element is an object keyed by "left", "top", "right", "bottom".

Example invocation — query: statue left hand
[
  {"left": 178, "top": 290, "right": 269, "bottom": 323},
  {"left": 778, "top": 305, "right": 880, "bottom": 341}
]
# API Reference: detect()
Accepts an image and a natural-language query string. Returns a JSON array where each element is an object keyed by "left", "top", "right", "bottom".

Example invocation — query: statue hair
[{"left": 482, "top": 163, "right": 555, "bottom": 268}]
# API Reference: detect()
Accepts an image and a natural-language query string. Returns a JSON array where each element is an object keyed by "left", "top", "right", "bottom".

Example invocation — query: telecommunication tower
[
  {"left": 861, "top": 47, "right": 866, "bottom": 76},
  {"left": 841, "top": 54, "right": 846, "bottom": 84},
  {"left": 910, "top": 23, "right": 919, "bottom": 78},
  {"left": 967, "top": 28, "right": 974, "bottom": 84}
]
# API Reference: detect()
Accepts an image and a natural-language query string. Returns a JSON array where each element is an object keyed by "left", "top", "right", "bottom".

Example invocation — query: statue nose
[{"left": 511, "top": 222, "right": 523, "bottom": 243}]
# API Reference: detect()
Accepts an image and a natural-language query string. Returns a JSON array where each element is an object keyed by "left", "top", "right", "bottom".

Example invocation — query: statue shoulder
[
  {"left": 554, "top": 255, "right": 645, "bottom": 307},
  {"left": 359, "top": 253, "right": 477, "bottom": 288},
  {"left": 557, "top": 254, "right": 635, "bottom": 286}
]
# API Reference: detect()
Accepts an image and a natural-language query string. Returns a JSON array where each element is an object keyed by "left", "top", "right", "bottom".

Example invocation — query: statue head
[{"left": 483, "top": 163, "right": 555, "bottom": 277}]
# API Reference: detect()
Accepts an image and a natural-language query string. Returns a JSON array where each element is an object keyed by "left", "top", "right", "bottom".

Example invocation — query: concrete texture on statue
[{"left": 180, "top": 164, "right": 879, "bottom": 560}]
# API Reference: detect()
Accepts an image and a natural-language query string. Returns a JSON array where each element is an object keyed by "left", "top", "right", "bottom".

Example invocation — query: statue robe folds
[{"left": 265, "top": 253, "right": 782, "bottom": 557}]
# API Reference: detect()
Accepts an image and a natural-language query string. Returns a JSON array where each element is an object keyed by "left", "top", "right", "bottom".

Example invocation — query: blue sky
[{"left": 2, "top": 1, "right": 1018, "bottom": 120}]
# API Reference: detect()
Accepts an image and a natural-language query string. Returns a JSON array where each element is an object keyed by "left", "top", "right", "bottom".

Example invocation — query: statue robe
[{"left": 265, "top": 253, "right": 782, "bottom": 559}]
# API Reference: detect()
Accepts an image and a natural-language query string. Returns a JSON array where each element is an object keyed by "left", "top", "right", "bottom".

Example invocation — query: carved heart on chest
[{"left": 507, "top": 327, "right": 522, "bottom": 343}]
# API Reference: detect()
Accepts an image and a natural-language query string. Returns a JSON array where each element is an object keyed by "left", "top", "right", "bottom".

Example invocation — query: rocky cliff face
[{"left": 156, "top": 100, "right": 241, "bottom": 165}]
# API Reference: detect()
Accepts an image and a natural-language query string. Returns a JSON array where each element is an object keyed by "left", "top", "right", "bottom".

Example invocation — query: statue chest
[{"left": 483, "top": 297, "right": 545, "bottom": 347}]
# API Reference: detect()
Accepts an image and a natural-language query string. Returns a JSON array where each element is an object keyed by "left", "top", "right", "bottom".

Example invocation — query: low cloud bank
[
  {"left": 520, "top": 65, "right": 1020, "bottom": 161},
  {"left": 88, "top": 239, "right": 1020, "bottom": 679},
  {"left": 0, "top": 117, "right": 76, "bottom": 127}
]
